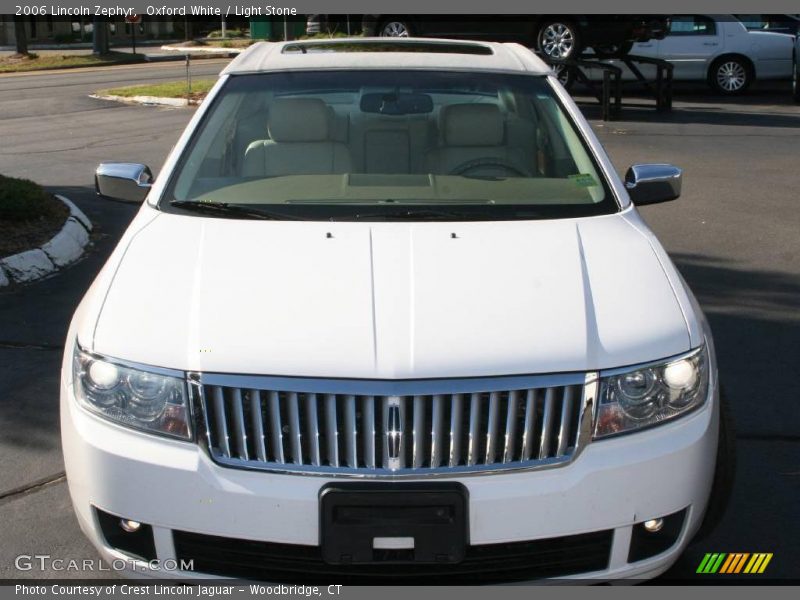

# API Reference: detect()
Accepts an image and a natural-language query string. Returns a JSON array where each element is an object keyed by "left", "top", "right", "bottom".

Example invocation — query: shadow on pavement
[
  {"left": 574, "top": 81, "right": 800, "bottom": 128},
  {"left": 0, "top": 185, "right": 138, "bottom": 467}
]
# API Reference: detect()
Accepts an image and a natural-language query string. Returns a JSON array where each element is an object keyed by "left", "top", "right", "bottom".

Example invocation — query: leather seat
[
  {"left": 243, "top": 98, "right": 352, "bottom": 177},
  {"left": 424, "top": 104, "right": 530, "bottom": 176}
]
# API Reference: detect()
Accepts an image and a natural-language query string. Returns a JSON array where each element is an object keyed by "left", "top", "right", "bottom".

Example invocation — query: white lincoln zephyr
[{"left": 62, "top": 38, "right": 733, "bottom": 582}]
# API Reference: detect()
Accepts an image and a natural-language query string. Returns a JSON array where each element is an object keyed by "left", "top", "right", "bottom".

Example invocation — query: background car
[
  {"left": 627, "top": 15, "right": 795, "bottom": 94},
  {"left": 312, "top": 15, "right": 670, "bottom": 59}
]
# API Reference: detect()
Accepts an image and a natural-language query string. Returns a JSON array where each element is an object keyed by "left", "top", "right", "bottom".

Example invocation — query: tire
[
  {"left": 693, "top": 385, "right": 736, "bottom": 542},
  {"left": 593, "top": 41, "right": 634, "bottom": 59},
  {"left": 378, "top": 19, "right": 413, "bottom": 38},
  {"left": 552, "top": 63, "right": 576, "bottom": 90},
  {"left": 536, "top": 20, "right": 581, "bottom": 60},
  {"left": 708, "top": 56, "right": 753, "bottom": 95},
  {"left": 792, "top": 51, "right": 800, "bottom": 103}
]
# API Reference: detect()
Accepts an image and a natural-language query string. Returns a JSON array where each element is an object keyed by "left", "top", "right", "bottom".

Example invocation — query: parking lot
[{"left": 0, "top": 60, "right": 798, "bottom": 580}]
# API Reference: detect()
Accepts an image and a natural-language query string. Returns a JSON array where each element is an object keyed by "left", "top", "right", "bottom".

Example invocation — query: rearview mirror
[
  {"left": 95, "top": 163, "right": 153, "bottom": 203},
  {"left": 360, "top": 92, "right": 434, "bottom": 115},
  {"left": 625, "top": 164, "right": 682, "bottom": 205}
]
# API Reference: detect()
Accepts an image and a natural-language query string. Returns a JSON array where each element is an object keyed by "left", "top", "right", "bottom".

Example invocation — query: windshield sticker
[{"left": 568, "top": 173, "right": 598, "bottom": 187}]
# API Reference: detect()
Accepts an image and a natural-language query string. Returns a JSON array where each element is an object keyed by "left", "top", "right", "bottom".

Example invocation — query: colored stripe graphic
[
  {"left": 697, "top": 553, "right": 727, "bottom": 573},
  {"left": 698, "top": 552, "right": 773, "bottom": 574},
  {"left": 696, "top": 553, "right": 714, "bottom": 573},
  {"left": 710, "top": 553, "right": 726, "bottom": 573},
  {"left": 733, "top": 553, "right": 750, "bottom": 573},
  {"left": 719, "top": 554, "right": 736, "bottom": 573},
  {"left": 744, "top": 553, "right": 774, "bottom": 574}
]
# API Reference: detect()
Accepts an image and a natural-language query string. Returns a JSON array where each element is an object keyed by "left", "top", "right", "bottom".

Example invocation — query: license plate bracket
[{"left": 319, "top": 482, "right": 468, "bottom": 565}]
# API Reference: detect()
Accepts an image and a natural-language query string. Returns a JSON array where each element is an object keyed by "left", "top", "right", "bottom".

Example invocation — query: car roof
[{"left": 221, "top": 38, "right": 551, "bottom": 76}]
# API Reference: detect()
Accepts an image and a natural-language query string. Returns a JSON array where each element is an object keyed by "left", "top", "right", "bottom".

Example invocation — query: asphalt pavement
[{"left": 0, "top": 62, "right": 798, "bottom": 581}]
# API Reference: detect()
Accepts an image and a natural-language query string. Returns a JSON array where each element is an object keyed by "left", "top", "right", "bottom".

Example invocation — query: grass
[
  {"left": 0, "top": 174, "right": 69, "bottom": 257},
  {"left": 98, "top": 79, "right": 216, "bottom": 100},
  {"left": 299, "top": 32, "right": 355, "bottom": 40},
  {"left": 207, "top": 28, "right": 249, "bottom": 38},
  {"left": 0, "top": 51, "right": 146, "bottom": 74}
]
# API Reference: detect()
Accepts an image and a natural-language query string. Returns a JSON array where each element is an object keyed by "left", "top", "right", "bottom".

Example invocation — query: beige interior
[
  {"left": 243, "top": 98, "right": 353, "bottom": 177},
  {"left": 240, "top": 96, "right": 542, "bottom": 179}
]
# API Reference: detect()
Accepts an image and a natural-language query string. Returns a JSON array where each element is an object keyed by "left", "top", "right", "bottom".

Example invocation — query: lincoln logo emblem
[{"left": 386, "top": 397, "right": 402, "bottom": 470}]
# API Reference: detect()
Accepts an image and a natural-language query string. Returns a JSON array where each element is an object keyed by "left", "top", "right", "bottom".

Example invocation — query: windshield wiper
[
  {"left": 169, "top": 201, "right": 301, "bottom": 221},
  {"left": 349, "top": 208, "right": 491, "bottom": 221}
]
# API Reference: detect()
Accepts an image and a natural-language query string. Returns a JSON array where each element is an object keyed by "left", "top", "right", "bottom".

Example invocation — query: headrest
[
  {"left": 441, "top": 104, "right": 504, "bottom": 147},
  {"left": 268, "top": 98, "right": 330, "bottom": 142}
]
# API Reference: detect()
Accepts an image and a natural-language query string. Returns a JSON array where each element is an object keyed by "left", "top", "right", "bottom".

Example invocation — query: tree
[
  {"left": 92, "top": 16, "right": 109, "bottom": 55},
  {"left": 184, "top": 17, "right": 194, "bottom": 41},
  {"left": 13, "top": 16, "right": 29, "bottom": 56}
]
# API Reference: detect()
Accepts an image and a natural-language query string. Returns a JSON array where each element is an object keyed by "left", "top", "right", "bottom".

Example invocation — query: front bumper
[{"left": 61, "top": 374, "right": 718, "bottom": 582}]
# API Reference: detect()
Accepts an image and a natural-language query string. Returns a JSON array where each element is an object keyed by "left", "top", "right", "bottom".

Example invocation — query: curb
[
  {"left": 0, "top": 195, "right": 92, "bottom": 287},
  {"left": 89, "top": 93, "right": 193, "bottom": 107},
  {"left": 160, "top": 44, "right": 243, "bottom": 57}
]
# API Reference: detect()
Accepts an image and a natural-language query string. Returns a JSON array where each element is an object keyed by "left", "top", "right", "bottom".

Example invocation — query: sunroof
[{"left": 282, "top": 40, "right": 493, "bottom": 56}]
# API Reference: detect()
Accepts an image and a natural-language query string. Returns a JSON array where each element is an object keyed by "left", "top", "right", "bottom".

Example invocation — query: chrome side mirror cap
[
  {"left": 625, "top": 164, "right": 682, "bottom": 206},
  {"left": 95, "top": 163, "right": 153, "bottom": 203}
]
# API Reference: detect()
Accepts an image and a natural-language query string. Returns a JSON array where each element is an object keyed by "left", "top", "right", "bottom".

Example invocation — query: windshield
[{"left": 163, "top": 70, "right": 617, "bottom": 221}]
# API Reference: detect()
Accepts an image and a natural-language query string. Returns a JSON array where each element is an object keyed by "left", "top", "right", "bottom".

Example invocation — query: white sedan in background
[{"left": 587, "top": 15, "right": 795, "bottom": 94}]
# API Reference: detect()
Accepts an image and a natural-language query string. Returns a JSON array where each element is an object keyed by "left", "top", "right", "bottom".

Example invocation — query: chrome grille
[{"left": 192, "top": 374, "right": 596, "bottom": 476}]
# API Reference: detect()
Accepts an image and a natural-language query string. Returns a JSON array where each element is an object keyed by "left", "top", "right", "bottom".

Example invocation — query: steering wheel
[{"left": 450, "top": 157, "right": 529, "bottom": 178}]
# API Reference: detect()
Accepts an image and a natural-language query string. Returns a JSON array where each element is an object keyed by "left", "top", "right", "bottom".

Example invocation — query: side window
[
  {"left": 736, "top": 14, "right": 769, "bottom": 30},
  {"left": 668, "top": 15, "right": 717, "bottom": 36}
]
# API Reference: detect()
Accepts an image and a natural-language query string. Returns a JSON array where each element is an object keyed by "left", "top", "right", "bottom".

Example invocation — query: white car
[
  {"left": 63, "top": 38, "right": 732, "bottom": 583},
  {"left": 630, "top": 14, "right": 795, "bottom": 94}
]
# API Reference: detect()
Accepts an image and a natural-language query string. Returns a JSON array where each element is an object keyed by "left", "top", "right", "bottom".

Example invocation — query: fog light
[
  {"left": 120, "top": 519, "right": 142, "bottom": 533},
  {"left": 643, "top": 518, "right": 664, "bottom": 533}
]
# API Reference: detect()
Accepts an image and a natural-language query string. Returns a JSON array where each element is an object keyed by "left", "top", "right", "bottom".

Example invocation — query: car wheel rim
[
  {"left": 541, "top": 23, "right": 575, "bottom": 59},
  {"left": 381, "top": 22, "right": 409, "bottom": 37},
  {"left": 716, "top": 61, "right": 747, "bottom": 92},
  {"left": 553, "top": 64, "right": 571, "bottom": 85}
]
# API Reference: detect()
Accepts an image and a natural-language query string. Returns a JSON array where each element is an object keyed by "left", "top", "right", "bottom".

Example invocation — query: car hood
[{"left": 91, "top": 212, "right": 691, "bottom": 378}]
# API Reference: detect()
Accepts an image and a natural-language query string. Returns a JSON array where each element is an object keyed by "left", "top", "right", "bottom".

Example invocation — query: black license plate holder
[{"left": 319, "top": 482, "right": 468, "bottom": 565}]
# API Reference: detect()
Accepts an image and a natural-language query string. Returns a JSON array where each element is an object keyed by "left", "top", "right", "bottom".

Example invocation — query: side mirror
[
  {"left": 95, "top": 163, "right": 153, "bottom": 203},
  {"left": 625, "top": 164, "right": 682, "bottom": 205}
]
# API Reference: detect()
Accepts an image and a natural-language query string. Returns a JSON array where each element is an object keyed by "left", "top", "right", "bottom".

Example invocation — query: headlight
[
  {"left": 594, "top": 345, "right": 709, "bottom": 439},
  {"left": 72, "top": 345, "right": 191, "bottom": 440}
]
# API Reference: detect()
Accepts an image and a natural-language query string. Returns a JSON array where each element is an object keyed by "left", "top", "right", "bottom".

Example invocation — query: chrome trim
[
  {"left": 556, "top": 386, "right": 575, "bottom": 457},
  {"left": 362, "top": 396, "right": 375, "bottom": 469},
  {"left": 449, "top": 394, "right": 464, "bottom": 468},
  {"left": 250, "top": 388, "right": 267, "bottom": 462},
  {"left": 193, "top": 370, "right": 596, "bottom": 479},
  {"left": 212, "top": 387, "right": 231, "bottom": 458},
  {"left": 231, "top": 388, "right": 248, "bottom": 460},
  {"left": 598, "top": 346, "right": 705, "bottom": 378},
  {"left": 520, "top": 388, "right": 538, "bottom": 460},
  {"left": 207, "top": 452, "right": 576, "bottom": 478},
  {"left": 502, "top": 390, "right": 518, "bottom": 464},
  {"left": 572, "top": 373, "right": 598, "bottom": 463},
  {"left": 324, "top": 394, "right": 338, "bottom": 467},
  {"left": 268, "top": 390, "right": 284, "bottom": 463},
  {"left": 538, "top": 387, "right": 556, "bottom": 460},
  {"left": 75, "top": 342, "right": 185, "bottom": 379},
  {"left": 195, "top": 371, "right": 586, "bottom": 395}
]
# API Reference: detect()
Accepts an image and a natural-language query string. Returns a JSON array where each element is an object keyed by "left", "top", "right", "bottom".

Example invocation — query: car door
[{"left": 656, "top": 15, "right": 722, "bottom": 80}]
